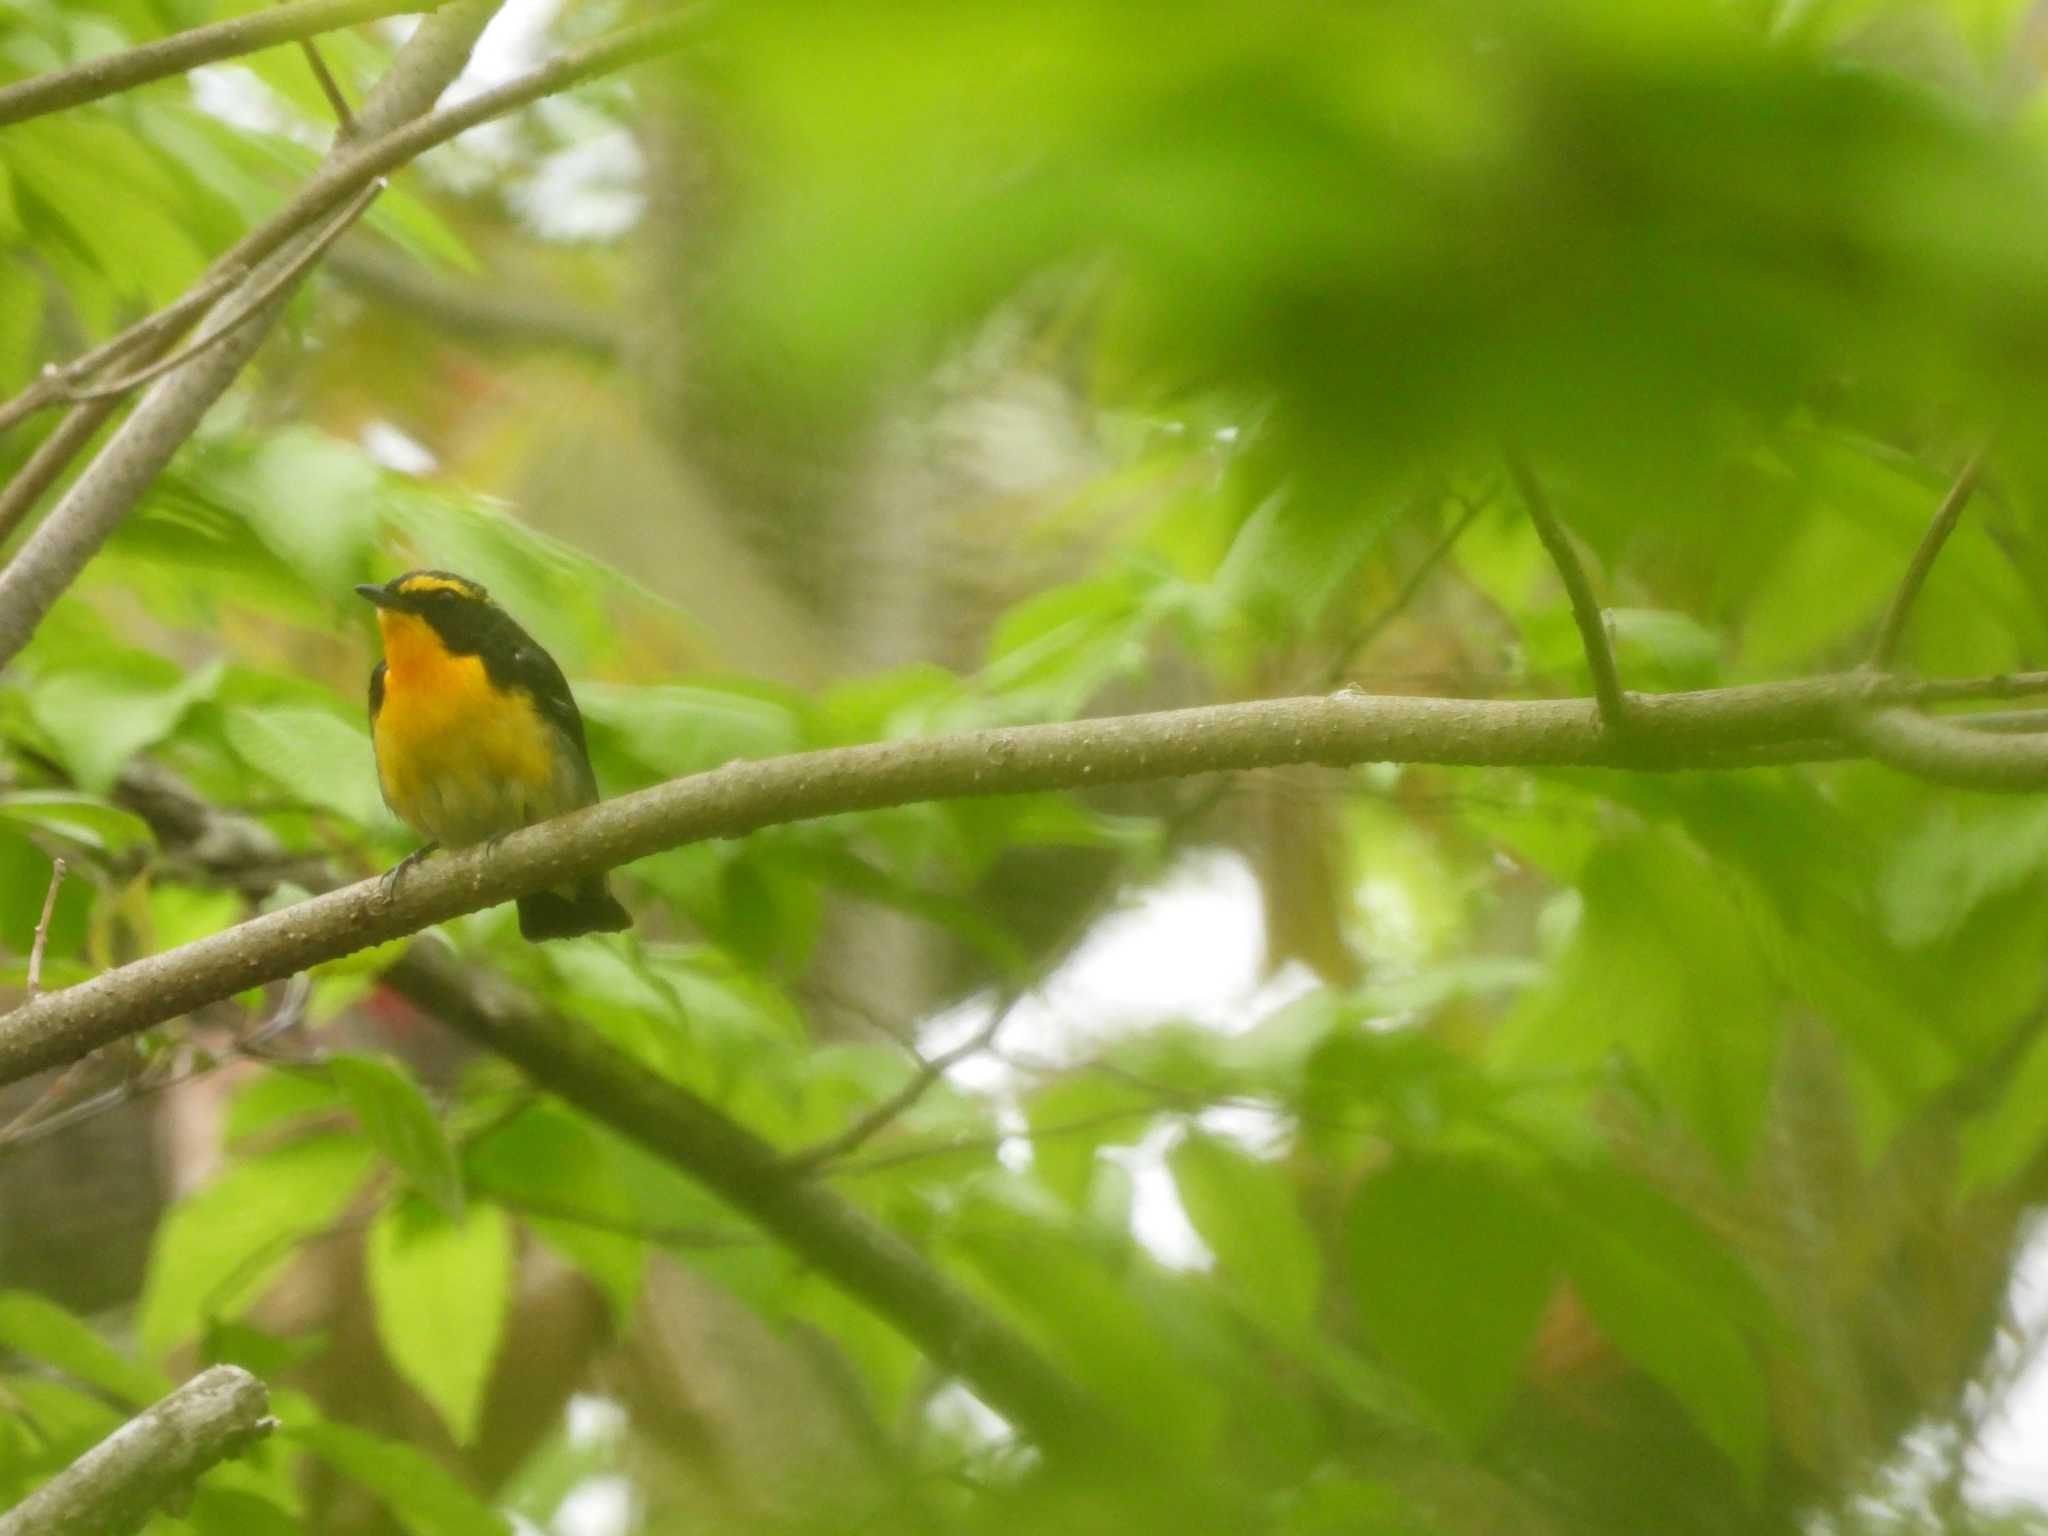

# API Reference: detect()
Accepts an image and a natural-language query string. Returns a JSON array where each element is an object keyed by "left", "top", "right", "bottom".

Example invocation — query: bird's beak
[{"left": 355, "top": 583, "right": 398, "bottom": 609}]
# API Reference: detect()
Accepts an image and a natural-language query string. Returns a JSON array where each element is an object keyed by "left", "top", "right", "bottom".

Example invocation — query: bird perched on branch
[{"left": 356, "top": 569, "right": 631, "bottom": 941}]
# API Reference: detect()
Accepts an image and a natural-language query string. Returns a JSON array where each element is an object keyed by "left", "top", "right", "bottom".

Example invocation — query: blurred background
[{"left": 8, "top": 0, "right": 2048, "bottom": 1531}]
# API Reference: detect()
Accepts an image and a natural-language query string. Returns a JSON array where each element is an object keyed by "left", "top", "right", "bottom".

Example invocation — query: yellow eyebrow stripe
[{"left": 395, "top": 574, "right": 484, "bottom": 599}]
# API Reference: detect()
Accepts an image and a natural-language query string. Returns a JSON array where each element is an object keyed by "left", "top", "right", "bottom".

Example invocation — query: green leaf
[
  {"left": 0, "top": 1292, "right": 170, "bottom": 1406},
  {"left": 1026, "top": 1071, "right": 1162, "bottom": 1208},
  {"left": 1958, "top": 1023, "right": 2048, "bottom": 1192},
  {"left": 465, "top": 1104, "right": 644, "bottom": 1323},
  {"left": 1605, "top": 607, "right": 1721, "bottom": 688},
  {"left": 1547, "top": 1167, "right": 1773, "bottom": 1489},
  {"left": 222, "top": 707, "right": 392, "bottom": 829},
  {"left": 224, "top": 1065, "right": 347, "bottom": 1149},
  {"left": 577, "top": 682, "right": 804, "bottom": 776},
  {"left": 365, "top": 1196, "right": 514, "bottom": 1445},
  {"left": 139, "top": 1133, "right": 377, "bottom": 1359},
  {"left": 1881, "top": 800, "right": 2048, "bottom": 948},
  {"left": 950, "top": 1183, "right": 1224, "bottom": 1458},
  {"left": 330, "top": 1054, "right": 464, "bottom": 1218},
  {"left": 1497, "top": 828, "right": 1781, "bottom": 1173},
  {"left": 1168, "top": 1131, "right": 1320, "bottom": 1336},
  {"left": 209, "top": 426, "right": 382, "bottom": 593},
  {"left": 0, "top": 791, "right": 154, "bottom": 857},
  {"left": 182, "top": 1487, "right": 303, "bottom": 1536},
  {"left": 284, "top": 1413, "right": 508, "bottom": 1536},
  {"left": 29, "top": 656, "right": 222, "bottom": 791},
  {"left": 1344, "top": 1158, "right": 1559, "bottom": 1443}
]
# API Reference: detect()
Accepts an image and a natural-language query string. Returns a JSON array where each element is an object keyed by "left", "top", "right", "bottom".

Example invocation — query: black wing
[
  {"left": 480, "top": 617, "right": 599, "bottom": 802},
  {"left": 368, "top": 659, "right": 386, "bottom": 721}
]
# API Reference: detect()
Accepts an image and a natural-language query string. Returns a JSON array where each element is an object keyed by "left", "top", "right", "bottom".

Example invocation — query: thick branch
[
  {"left": 103, "top": 762, "right": 1131, "bottom": 1458},
  {"left": 1843, "top": 705, "right": 2048, "bottom": 789},
  {"left": 386, "top": 947, "right": 1127, "bottom": 1459},
  {"left": 1504, "top": 446, "right": 1629, "bottom": 732},
  {"left": 6, "top": 671, "right": 2048, "bottom": 1089},
  {"left": 0, "top": 1366, "right": 271, "bottom": 1536},
  {"left": 1868, "top": 447, "right": 1988, "bottom": 669},
  {"left": 0, "top": 0, "right": 507, "bottom": 667},
  {"left": 0, "top": 0, "right": 444, "bottom": 127}
]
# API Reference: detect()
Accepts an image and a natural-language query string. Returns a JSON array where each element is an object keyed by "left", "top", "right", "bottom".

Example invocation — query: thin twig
[
  {"left": 1869, "top": 446, "right": 1989, "bottom": 670},
  {"left": 0, "top": 5, "right": 697, "bottom": 672},
  {"left": 0, "top": 401, "right": 120, "bottom": 548},
  {"left": 0, "top": 7, "right": 691, "bottom": 447},
  {"left": 297, "top": 36, "right": 358, "bottom": 135},
  {"left": 26, "top": 858, "right": 64, "bottom": 1000},
  {"left": 1504, "top": 444, "right": 1629, "bottom": 733},
  {"left": 63, "top": 181, "right": 384, "bottom": 406},
  {"left": 1324, "top": 487, "right": 1491, "bottom": 687},
  {"left": 787, "top": 998, "right": 1017, "bottom": 1174},
  {"left": 0, "top": 267, "right": 254, "bottom": 441},
  {"left": 0, "top": 0, "right": 442, "bottom": 126},
  {"left": 826, "top": 1104, "right": 1171, "bottom": 1179},
  {"left": 0, "top": 974, "right": 314, "bottom": 1155}
]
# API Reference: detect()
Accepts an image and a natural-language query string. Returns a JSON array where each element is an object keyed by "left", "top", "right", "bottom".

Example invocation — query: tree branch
[
  {"left": 0, "top": 0, "right": 446, "bottom": 127},
  {"left": 784, "top": 998, "right": 1014, "bottom": 1174},
  {"left": 62, "top": 180, "right": 385, "bottom": 407},
  {"left": 7, "top": 670, "right": 2048, "bottom": 1090},
  {"left": 385, "top": 946, "right": 1131, "bottom": 1461},
  {"left": 95, "top": 761, "right": 1134, "bottom": 1460},
  {"left": 1842, "top": 705, "right": 2048, "bottom": 789},
  {"left": 0, "top": 0, "right": 508, "bottom": 665},
  {"left": 0, "top": 267, "right": 252, "bottom": 442},
  {"left": 1504, "top": 445, "right": 1630, "bottom": 733},
  {"left": 1868, "top": 446, "right": 1989, "bottom": 670},
  {"left": 1323, "top": 486, "right": 1488, "bottom": 687},
  {"left": 0, "top": 7, "right": 699, "bottom": 665},
  {"left": 0, "top": 1366, "right": 272, "bottom": 1536}
]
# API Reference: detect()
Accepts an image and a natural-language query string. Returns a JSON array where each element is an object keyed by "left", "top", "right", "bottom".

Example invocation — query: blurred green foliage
[{"left": 5, "top": 0, "right": 2048, "bottom": 1534}]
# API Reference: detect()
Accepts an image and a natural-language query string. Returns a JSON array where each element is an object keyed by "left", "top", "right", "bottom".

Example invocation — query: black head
[
  {"left": 354, "top": 569, "right": 491, "bottom": 614},
  {"left": 355, "top": 570, "right": 509, "bottom": 656}
]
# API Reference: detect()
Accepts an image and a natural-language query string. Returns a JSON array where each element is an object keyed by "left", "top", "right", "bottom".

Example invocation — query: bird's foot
[{"left": 379, "top": 842, "right": 439, "bottom": 899}]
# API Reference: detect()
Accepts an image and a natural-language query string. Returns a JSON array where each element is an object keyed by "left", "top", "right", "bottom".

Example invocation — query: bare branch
[
  {"left": 25, "top": 857, "right": 64, "bottom": 999},
  {"left": 0, "top": 6, "right": 699, "bottom": 669},
  {"left": 0, "top": 975, "right": 311, "bottom": 1157},
  {"left": 1842, "top": 705, "right": 2048, "bottom": 790},
  {"left": 785, "top": 998, "right": 1015, "bottom": 1174},
  {"left": 63, "top": 181, "right": 385, "bottom": 406},
  {"left": 297, "top": 36, "right": 358, "bottom": 136},
  {"left": 385, "top": 944, "right": 1135, "bottom": 1462},
  {"left": 0, "top": 0, "right": 441, "bottom": 127},
  {"left": 1869, "top": 446, "right": 1990, "bottom": 670},
  {"left": 1503, "top": 445, "right": 1630, "bottom": 733},
  {"left": 0, "top": 267, "right": 254, "bottom": 442},
  {"left": 0, "top": 1366, "right": 272, "bottom": 1536},
  {"left": 1324, "top": 486, "right": 1489, "bottom": 687},
  {"left": 9, "top": 669, "right": 2048, "bottom": 1092}
]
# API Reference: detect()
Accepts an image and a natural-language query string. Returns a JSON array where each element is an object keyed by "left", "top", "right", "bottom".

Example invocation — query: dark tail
[{"left": 517, "top": 877, "right": 632, "bottom": 942}]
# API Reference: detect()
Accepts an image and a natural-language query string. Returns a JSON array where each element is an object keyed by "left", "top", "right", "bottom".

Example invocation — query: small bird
[{"left": 356, "top": 569, "right": 631, "bottom": 941}]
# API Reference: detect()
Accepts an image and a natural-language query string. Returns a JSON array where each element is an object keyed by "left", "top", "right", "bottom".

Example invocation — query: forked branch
[{"left": 1504, "top": 445, "right": 1630, "bottom": 734}]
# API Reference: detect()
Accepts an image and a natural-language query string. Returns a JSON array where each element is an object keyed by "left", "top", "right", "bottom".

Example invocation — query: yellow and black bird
[{"left": 357, "top": 569, "right": 631, "bottom": 941}]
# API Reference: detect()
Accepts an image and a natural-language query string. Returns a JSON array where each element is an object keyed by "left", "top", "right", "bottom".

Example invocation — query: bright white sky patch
[
  {"left": 1970, "top": 1221, "right": 2048, "bottom": 1507},
  {"left": 361, "top": 420, "right": 438, "bottom": 474}
]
